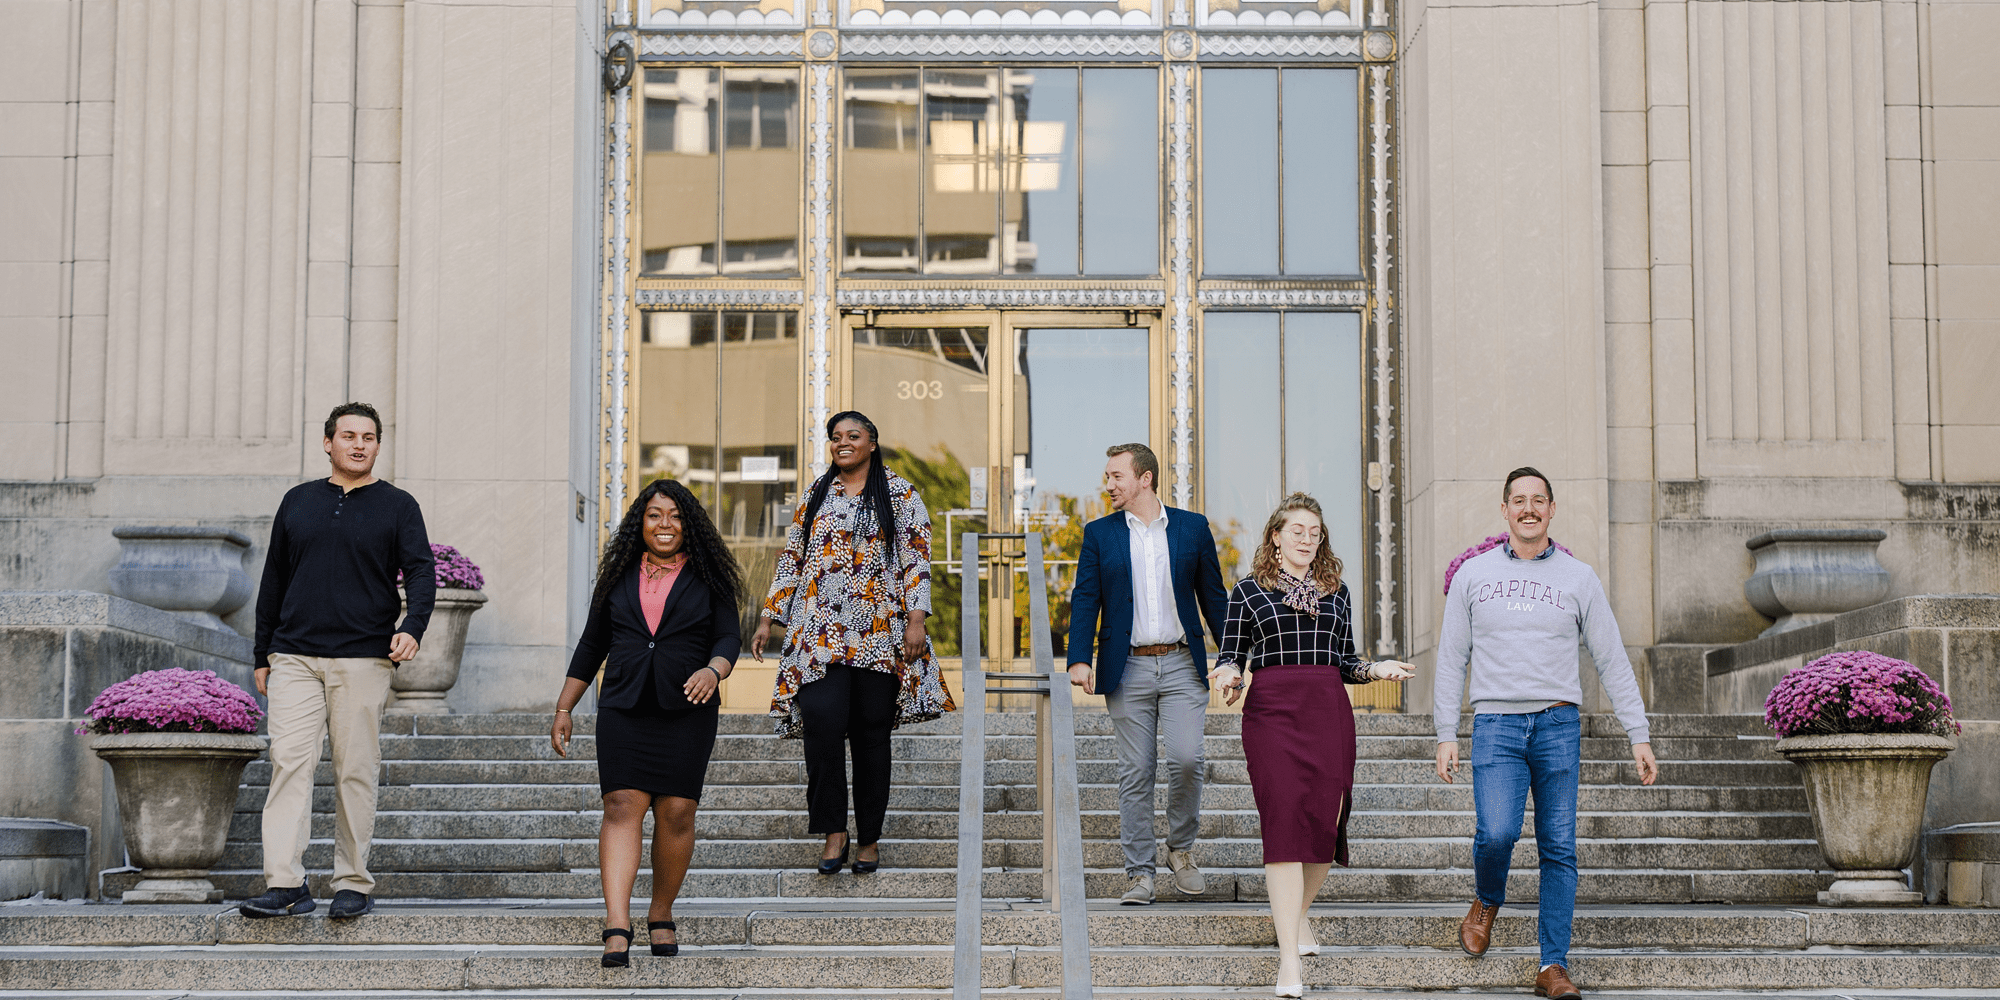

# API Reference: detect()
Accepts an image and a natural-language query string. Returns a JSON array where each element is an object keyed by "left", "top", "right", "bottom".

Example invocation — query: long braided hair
[
  {"left": 592, "top": 479, "right": 743, "bottom": 615},
  {"left": 799, "top": 410, "right": 900, "bottom": 571}
]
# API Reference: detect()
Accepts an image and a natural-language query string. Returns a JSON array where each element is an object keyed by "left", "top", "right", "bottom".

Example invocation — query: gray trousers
[{"left": 1103, "top": 647, "right": 1207, "bottom": 877}]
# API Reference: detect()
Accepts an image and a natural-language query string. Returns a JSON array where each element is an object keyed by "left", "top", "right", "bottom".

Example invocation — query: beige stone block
[
  {"left": 0, "top": 103, "right": 66, "bottom": 157},
  {"left": 1655, "top": 424, "right": 1696, "bottom": 479},
  {"left": 1603, "top": 165, "right": 1650, "bottom": 268},
  {"left": 1932, "top": 4, "right": 2000, "bottom": 106},
  {"left": 1882, "top": 1, "right": 1921, "bottom": 107},
  {"left": 1939, "top": 265, "right": 2000, "bottom": 320},
  {"left": 65, "top": 314, "right": 104, "bottom": 416},
  {"left": 1650, "top": 317, "right": 1695, "bottom": 423},
  {"left": 307, "top": 260, "right": 351, "bottom": 322},
  {"left": 1606, "top": 322, "right": 1654, "bottom": 424},
  {"left": 1886, "top": 105, "right": 1921, "bottom": 161},
  {"left": 1602, "top": 110, "right": 1647, "bottom": 165},
  {"left": 1938, "top": 322, "right": 2000, "bottom": 424},
  {"left": 307, "top": 156, "right": 354, "bottom": 261},
  {"left": 1650, "top": 262, "right": 1693, "bottom": 320},
  {"left": 1607, "top": 426, "right": 1654, "bottom": 482},
  {"left": 312, "top": 0, "right": 357, "bottom": 104},
  {"left": 1607, "top": 520, "right": 1653, "bottom": 641},
  {"left": 1600, "top": 7, "right": 1647, "bottom": 111},
  {"left": 1935, "top": 107, "right": 2000, "bottom": 161},
  {"left": 0, "top": 0, "right": 71, "bottom": 103},
  {"left": 0, "top": 263, "right": 59, "bottom": 317},
  {"left": 1643, "top": 0, "right": 1688, "bottom": 106},
  {"left": 0, "top": 316, "right": 60, "bottom": 421},
  {"left": 1605, "top": 267, "right": 1651, "bottom": 323},
  {"left": 355, "top": 4, "right": 404, "bottom": 111},
  {"left": 77, "top": 0, "right": 115, "bottom": 102},
  {"left": 1895, "top": 422, "right": 1932, "bottom": 482},
  {"left": 1646, "top": 104, "right": 1688, "bottom": 162},
  {"left": 1935, "top": 160, "right": 2000, "bottom": 264},
  {"left": 1891, "top": 317, "right": 1932, "bottom": 424},
  {"left": 0, "top": 421, "right": 58, "bottom": 479},
  {"left": 1891, "top": 263, "right": 1928, "bottom": 320},
  {"left": 1887, "top": 161, "right": 1925, "bottom": 267},
  {"left": 1941, "top": 425, "right": 2000, "bottom": 483},
  {"left": 0, "top": 156, "right": 63, "bottom": 261},
  {"left": 313, "top": 102, "right": 354, "bottom": 158},
  {"left": 349, "top": 264, "right": 398, "bottom": 323},
  {"left": 70, "top": 155, "right": 111, "bottom": 261},
  {"left": 354, "top": 108, "right": 401, "bottom": 164},
  {"left": 350, "top": 161, "right": 400, "bottom": 267},
  {"left": 70, "top": 260, "right": 107, "bottom": 317},
  {"left": 1646, "top": 158, "right": 1691, "bottom": 266},
  {"left": 73, "top": 100, "right": 112, "bottom": 157},
  {"left": 303, "top": 315, "right": 351, "bottom": 420},
  {"left": 63, "top": 418, "right": 102, "bottom": 478}
]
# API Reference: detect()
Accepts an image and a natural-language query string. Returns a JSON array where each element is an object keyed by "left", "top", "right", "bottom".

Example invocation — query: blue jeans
[{"left": 1470, "top": 704, "right": 1581, "bottom": 968}]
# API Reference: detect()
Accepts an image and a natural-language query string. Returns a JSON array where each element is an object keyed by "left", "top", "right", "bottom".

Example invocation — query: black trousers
[{"left": 797, "top": 661, "right": 899, "bottom": 845}]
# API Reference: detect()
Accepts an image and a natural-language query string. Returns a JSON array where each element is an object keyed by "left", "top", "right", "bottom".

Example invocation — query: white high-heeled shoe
[
  {"left": 1275, "top": 983, "right": 1304, "bottom": 998},
  {"left": 1297, "top": 919, "right": 1321, "bottom": 956}
]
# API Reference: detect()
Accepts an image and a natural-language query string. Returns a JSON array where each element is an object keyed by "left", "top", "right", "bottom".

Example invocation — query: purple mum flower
[
  {"left": 1443, "top": 533, "right": 1574, "bottom": 595},
  {"left": 398, "top": 543, "right": 486, "bottom": 591},
  {"left": 1764, "top": 650, "right": 1959, "bottom": 739},
  {"left": 76, "top": 668, "right": 263, "bottom": 736}
]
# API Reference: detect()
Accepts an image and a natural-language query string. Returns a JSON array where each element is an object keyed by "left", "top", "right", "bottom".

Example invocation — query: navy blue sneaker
[
  {"left": 328, "top": 889, "right": 375, "bottom": 919},
  {"left": 240, "top": 884, "right": 315, "bottom": 918}
]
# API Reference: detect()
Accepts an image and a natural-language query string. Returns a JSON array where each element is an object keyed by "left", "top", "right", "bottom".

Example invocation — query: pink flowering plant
[
  {"left": 77, "top": 668, "right": 263, "bottom": 736},
  {"left": 1443, "top": 533, "right": 1573, "bottom": 595},
  {"left": 398, "top": 543, "right": 485, "bottom": 591},
  {"left": 1764, "top": 650, "right": 1960, "bottom": 739}
]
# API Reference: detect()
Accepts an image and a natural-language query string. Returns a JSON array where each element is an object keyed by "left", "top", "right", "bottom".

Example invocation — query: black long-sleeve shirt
[{"left": 254, "top": 479, "right": 435, "bottom": 668}]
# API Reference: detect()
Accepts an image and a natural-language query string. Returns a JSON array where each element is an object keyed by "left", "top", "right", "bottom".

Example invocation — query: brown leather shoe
[
  {"left": 1534, "top": 964, "right": 1581, "bottom": 999},
  {"left": 1458, "top": 899, "right": 1499, "bottom": 957}
]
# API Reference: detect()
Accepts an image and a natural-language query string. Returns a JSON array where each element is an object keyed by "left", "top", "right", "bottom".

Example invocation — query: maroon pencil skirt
[{"left": 1241, "top": 664, "right": 1358, "bottom": 865}]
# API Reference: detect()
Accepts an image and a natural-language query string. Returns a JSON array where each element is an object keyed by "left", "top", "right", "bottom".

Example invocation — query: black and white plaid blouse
[{"left": 1215, "top": 576, "right": 1373, "bottom": 682}]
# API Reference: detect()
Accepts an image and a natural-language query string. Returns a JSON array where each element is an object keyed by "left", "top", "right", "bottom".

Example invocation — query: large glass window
[
  {"left": 843, "top": 66, "right": 1158, "bottom": 276},
  {"left": 1201, "top": 312, "right": 1364, "bottom": 599},
  {"left": 1201, "top": 68, "right": 1360, "bottom": 276},
  {"left": 642, "top": 68, "right": 800, "bottom": 275}
]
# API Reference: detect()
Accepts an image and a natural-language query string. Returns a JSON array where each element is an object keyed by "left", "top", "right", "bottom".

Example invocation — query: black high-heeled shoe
[
  {"left": 648, "top": 920, "right": 678, "bottom": 957},
  {"left": 601, "top": 927, "right": 632, "bottom": 968},
  {"left": 853, "top": 843, "right": 880, "bottom": 874},
  {"left": 817, "top": 840, "right": 850, "bottom": 875}
]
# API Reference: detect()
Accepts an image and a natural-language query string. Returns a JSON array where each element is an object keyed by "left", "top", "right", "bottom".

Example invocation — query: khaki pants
[{"left": 261, "top": 653, "right": 395, "bottom": 894}]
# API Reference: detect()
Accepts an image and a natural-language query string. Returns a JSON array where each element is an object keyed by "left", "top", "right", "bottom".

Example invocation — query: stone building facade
[{"left": 1, "top": 0, "right": 1995, "bottom": 715}]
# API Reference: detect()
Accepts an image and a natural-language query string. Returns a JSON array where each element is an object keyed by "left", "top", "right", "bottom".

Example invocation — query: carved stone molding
[
  {"left": 1197, "top": 32, "right": 1361, "bottom": 57},
  {"left": 839, "top": 32, "right": 1161, "bottom": 58},
  {"left": 1196, "top": 288, "right": 1366, "bottom": 307},
  {"left": 1366, "top": 63, "right": 1397, "bottom": 657},
  {"left": 836, "top": 287, "right": 1166, "bottom": 307},
  {"left": 636, "top": 288, "right": 806, "bottom": 307},
  {"left": 1168, "top": 65, "right": 1194, "bottom": 507},
  {"left": 808, "top": 65, "right": 834, "bottom": 476},
  {"left": 637, "top": 32, "right": 804, "bottom": 57},
  {"left": 604, "top": 38, "right": 637, "bottom": 532}
]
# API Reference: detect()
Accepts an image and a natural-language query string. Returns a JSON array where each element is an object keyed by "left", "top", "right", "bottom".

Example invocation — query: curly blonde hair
[{"left": 1250, "top": 492, "right": 1344, "bottom": 595}]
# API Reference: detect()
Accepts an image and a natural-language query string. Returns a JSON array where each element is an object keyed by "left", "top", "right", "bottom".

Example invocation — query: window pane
[
  {"left": 722, "top": 69, "right": 800, "bottom": 275},
  {"left": 1281, "top": 70, "right": 1360, "bottom": 275},
  {"left": 925, "top": 70, "right": 1000, "bottom": 274},
  {"left": 642, "top": 69, "right": 718, "bottom": 275},
  {"left": 1200, "top": 69, "right": 1277, "bottom": 275},
  {"left": 720, "top": 311, "right": 800, "bottom": 637},
  {"left": 1004, "top": 68, "right": 1078, "bottom": 275},
  {"left": 1201, "top": 313, "right": 1281, "bottom": 584},
  {"left": 843, "top": 69, "right": 920, "bottom": 272},
  {"left": 1282, "top": 313, "right": 1364, "bottom": 585},
  {"left": 1081, "top": 69, "right": 1159, "bottom": 275},
  {"left": 638, "top": 311, "right": 719, "bottom": 510}
]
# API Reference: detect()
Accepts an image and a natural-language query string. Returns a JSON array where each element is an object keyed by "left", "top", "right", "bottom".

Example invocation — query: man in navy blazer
[{"left": 1067, "top": 443, "right": 1228, "bottom": 904}]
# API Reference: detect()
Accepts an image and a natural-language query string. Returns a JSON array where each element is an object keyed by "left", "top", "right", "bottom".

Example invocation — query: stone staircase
[{"left": 10, "top": 709, "right": 2000, "bottom": 994}]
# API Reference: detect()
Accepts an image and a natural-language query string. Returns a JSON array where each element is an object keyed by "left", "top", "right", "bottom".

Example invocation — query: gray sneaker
[
  {"left": 1119, "top": 872, "right": 1155, "bottom": 905},
  {"left": 1166, "top": 849, "right": 1206, "bottom": 895}
]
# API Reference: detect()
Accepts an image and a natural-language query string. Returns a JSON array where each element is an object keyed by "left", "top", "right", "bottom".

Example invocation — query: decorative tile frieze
[
  {"left": 836, "top": 286, "right": 1167, "bottom": 307},
  {"left": 838, "top": 31, "right": 1161, "bottom": 57},
  {"left": 1196, "top": 288, "right": 1366, "bottom": 307},
  {"left": 844, "top": 0, "right": 1159, "bottom": 28},
  {"left": 636, "top": 288, "right": 806, "bottom": 307},
  {"left": 1201, "top": 0, "right": 1351, "bottom": 29},
  {"left": 1197, "top": 31, "right": 1361, "bottom": 56},
  {"left": 643, "top": 0, "right": 802, "bottom": 28},
  {"left": 637, "top": 33, "right": 804, "bottom": 57}
]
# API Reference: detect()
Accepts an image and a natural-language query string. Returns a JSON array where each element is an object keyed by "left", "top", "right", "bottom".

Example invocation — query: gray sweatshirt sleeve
[
  {"left": 1578, "top": 573, "right": 1651, "bottom": 745},
  {"left": 1432, "top": 574, "right": 1474, "bottom": 744}
]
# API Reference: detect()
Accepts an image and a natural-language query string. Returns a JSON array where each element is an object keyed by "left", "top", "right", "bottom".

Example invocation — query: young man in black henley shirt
[{"left": 240, "top": 402, "right": 435, "bottom": 919}]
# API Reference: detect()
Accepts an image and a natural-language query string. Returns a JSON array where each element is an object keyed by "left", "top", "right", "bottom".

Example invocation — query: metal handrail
[{"left": 953, "top": 532, "right": 1092, "bottom": 1000}]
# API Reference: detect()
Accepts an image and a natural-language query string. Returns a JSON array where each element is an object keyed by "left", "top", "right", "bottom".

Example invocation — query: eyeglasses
[
  {"left": 1506, "top": 495, "right": 1552, "bottom": 510},
  {"left": 1280, "top": 526, "right": 1322, "bottom": 541}
]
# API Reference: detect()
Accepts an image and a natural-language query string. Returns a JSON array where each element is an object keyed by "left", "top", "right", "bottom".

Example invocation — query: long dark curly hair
[
  {"left": 592, "top": 479, "right": 743, "bottom": 615},
  {"left": 799, "top": 410, "right": 900, "bottom": 569}
]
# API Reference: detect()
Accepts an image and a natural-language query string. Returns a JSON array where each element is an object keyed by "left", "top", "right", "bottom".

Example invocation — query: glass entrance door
[{"left": 840, "top": 311, "right": 1160, "bottom": 693}]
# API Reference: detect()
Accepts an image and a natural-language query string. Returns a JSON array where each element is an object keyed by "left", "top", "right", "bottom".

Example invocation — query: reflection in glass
[
  {"left": 1282, "top": 313, "right": 1363, "bottom": 580},
  {"left": 925, "top": 70, "right": 1000, "bottom": 274},
  {"left": 1004, "top": 69, "right": 1078, "bottom": 275},
  {"left": 1018, "top": 329, "right": 1149, "bottom": 657},
  {"left": 1282, "top": 70, "right": 1360, "bottom": 275},
  {"left": 642, "top": 68, "right": 719, "bottom": 275},
  {"left": 720, "top": 314, "right": 800, "bottom": 635},
  {"left": 843, "top": 70, "right": 921, "bottom": 272},
  {"left": 1201, "top": 314, "right": 1282, "bottom": 584},
  {"left": 1081, "top": 69, "right": 1160, "bottom": 275},
  {"left": 722, "top": 69, "right": 800, "bottom": 274},
  {"left": 851, "top": 326, "right": 993, "bottom": 656},
  {"left": 1201, "top": 69, "right": 1278, "bottom": 276}
]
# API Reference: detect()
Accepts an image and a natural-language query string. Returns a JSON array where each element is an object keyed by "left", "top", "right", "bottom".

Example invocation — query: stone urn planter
[
  {"left": 1743, "top": 528, "right": 1890, "bottom": 637},
  {"left": 1775, "top": 733, "right": 1956, "bottom": 905},
  {"left": 388, "top": 588, "right": 487, "bottom": 714},
  {"left": 108, "top": 525, "right": 253, "bottom": 630},
  {"left": 92, "top": 732, "right": 268, "bottom": 902}
]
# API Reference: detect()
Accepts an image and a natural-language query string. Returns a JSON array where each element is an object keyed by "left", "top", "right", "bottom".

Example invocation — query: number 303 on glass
[{"left": 897, "top": 380, "right": 945, "bottom": 401}]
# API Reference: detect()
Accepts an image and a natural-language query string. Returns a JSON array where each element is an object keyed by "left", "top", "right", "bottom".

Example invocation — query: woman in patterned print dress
[
  {"left": 749, "top": 411, "right": 954, "bottom": 875},
  {"left": 1211, "top": 493, "right": 1414, "bottom": 998}
]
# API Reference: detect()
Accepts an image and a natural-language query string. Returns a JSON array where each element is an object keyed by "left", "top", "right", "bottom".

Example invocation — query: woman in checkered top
[{"left": 1211, "top": 493, "right": 1414, "bottom": 998}]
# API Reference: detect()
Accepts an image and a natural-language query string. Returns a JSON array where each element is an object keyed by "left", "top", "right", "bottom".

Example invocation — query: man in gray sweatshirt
[{"left": 1432, "top": 467, "right": 1657, "bottom": 1000}]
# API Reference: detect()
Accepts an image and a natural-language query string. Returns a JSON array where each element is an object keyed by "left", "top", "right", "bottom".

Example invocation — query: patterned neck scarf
[{"left": 1278, "top": 569, "right": 1324, "bottom": 616}]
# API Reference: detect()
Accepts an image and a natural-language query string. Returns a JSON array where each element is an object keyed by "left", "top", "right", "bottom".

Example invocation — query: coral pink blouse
[{"left": 638, "top": 554, "right": 685, "bottom": 633}]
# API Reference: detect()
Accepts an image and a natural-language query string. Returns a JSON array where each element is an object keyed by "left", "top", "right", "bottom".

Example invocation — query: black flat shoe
[
  {"left": 817, "top": 842, "right": 850, "bottom": 875},
  {"left": 240, "top": 884, "right": 315, "bottom": 918},
  {"left": 649, "top": 920, "right": 678, "bottom": 957},
  {"left": 328, "top": 889, "right": 374, "bottom": 919},
  {"left": 601, "top": 927, "right": 632, "bottom": 968},
  {"left": 853, "top": 844, "right": 880, "bottom": 874}
]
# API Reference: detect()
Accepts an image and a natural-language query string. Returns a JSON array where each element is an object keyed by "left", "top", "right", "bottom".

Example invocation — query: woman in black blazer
[{"left": 551, "top": 479, "right": 742, "bottom": 967}]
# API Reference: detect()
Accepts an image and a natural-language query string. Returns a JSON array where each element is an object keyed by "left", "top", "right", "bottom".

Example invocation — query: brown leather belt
[
  {"left": 1131, "top": 641, "right": 1187, "bottom": 657},
  {"left": 1548, "top": 701, "right": 1575, "bottom": 709}
]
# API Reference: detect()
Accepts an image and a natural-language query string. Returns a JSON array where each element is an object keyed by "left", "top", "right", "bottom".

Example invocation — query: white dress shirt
[{"left": 1124, "top": 505, "right": 1184, "bottom": 647}]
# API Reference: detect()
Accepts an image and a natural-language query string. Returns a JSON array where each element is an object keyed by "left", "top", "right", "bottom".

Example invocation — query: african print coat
[{"left": 762, "top": 469, "right": 955, "bottom": 739}]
